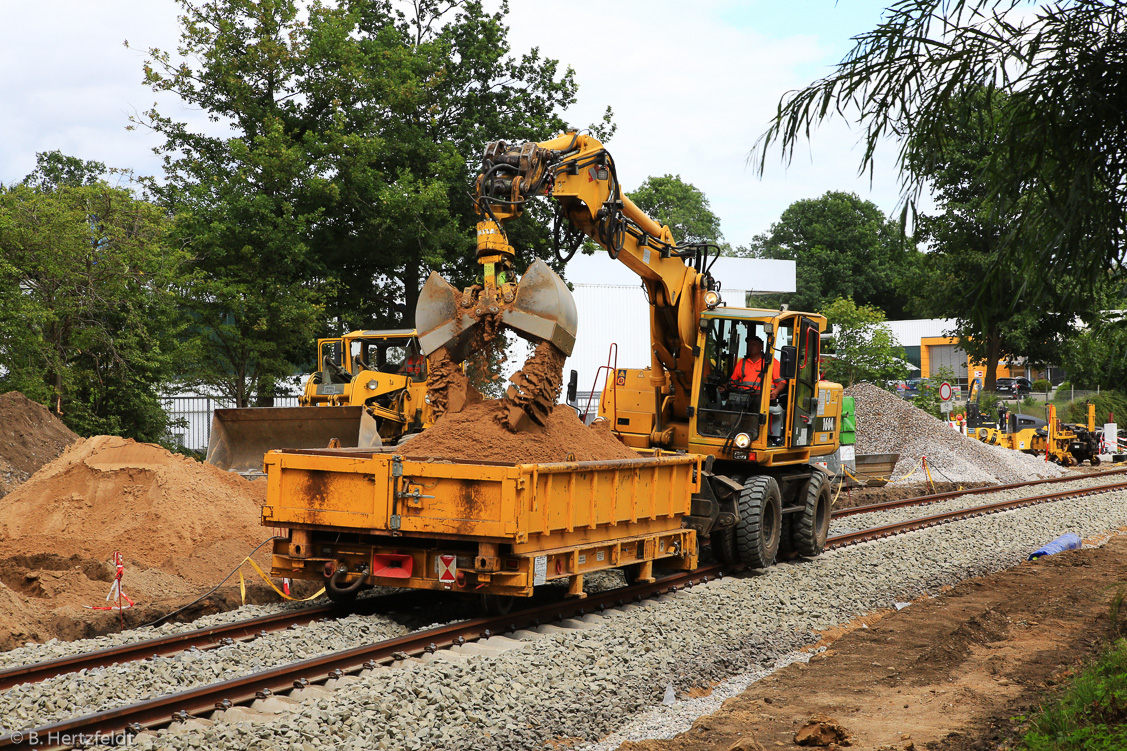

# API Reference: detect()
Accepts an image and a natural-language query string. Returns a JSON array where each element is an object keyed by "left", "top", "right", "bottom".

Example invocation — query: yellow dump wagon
[{"left": 262, "top": 448, "right": 700, "bottom": 603}]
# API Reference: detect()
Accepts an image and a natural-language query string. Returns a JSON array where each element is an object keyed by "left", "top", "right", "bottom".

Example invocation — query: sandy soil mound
[
  {"left": 0, "top": 391, "right": 79, "bottom": 498},
  {"left": 0, "top": 436, "right": 274, "bottom": 650},
  {"left": 846, "top": 383, "right": 1064, "bottom": 484},
  {"left": 403, "top": 400, "right": 638, "bottom": 463}
]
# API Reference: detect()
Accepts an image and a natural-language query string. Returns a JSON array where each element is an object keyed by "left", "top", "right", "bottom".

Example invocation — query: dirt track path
[{"left": 620, "top": 532, "right": 1127, "bottom": 751}]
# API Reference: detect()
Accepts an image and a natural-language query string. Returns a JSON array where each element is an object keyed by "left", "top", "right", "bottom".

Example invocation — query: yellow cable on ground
[{"left": 240, "top": 556, "right": 326, "bottom": 604}]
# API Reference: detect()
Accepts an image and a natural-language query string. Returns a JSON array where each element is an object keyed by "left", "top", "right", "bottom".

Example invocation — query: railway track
[
  {"left": 3, "top": 472, "right": 1126, "bottom": 749},
  {"left": 832, "top": 466, "right": 1127, "bottom": 519}
]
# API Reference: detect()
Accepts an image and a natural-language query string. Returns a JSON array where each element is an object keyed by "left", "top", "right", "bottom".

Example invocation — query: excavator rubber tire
[
  {"left": 735, "top": 476, "right": 782, "bottom": 569},
  {"left": 792, "top": 472, "right": 832, "bottom": 557}
]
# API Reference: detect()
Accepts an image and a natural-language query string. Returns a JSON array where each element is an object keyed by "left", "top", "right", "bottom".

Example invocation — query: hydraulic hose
[{"left": 326, "top": 564, "right": 367, "bottom": 597}]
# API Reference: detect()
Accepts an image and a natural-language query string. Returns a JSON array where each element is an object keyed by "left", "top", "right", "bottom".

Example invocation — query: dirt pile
[
  {"left": 0, "top": 436, "right": 273, "bottom": 650},
  {"left": 845, "top": 383, "right": 1064, "bottom": 484},
  {"left": 404, "top": 400, "right": 638, "bottom": 463},
  {"left": 0, "top": 392, "right": 79, "bottom": 498}
]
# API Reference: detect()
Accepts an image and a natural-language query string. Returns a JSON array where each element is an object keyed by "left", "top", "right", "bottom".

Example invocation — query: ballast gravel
[
  {"left": 830, "top": 472, "right": 1127, "bottom": 536},
  {"left": 25, "top": 485, "right": 1116, "bottom": 751},
  {"left": 846, "top": 383, "right": 1066, "bottom": 484},
  {"left": 0, "top": 612, "right": 409, "bottom": 734}
]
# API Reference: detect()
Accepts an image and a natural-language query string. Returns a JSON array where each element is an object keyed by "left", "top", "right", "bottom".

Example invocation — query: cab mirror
[
  {"left": 780, "top": 346, "right": 797, "bottom": 379},
  {"left": 566, "top": 369, "right": 578, "bottom": 405}
]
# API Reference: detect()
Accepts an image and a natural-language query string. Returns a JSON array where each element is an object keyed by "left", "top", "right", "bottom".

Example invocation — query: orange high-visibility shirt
[
  {"left": 403, "top": 355, "right": 425, "bottom": 378},
  {"left": 731, "top": 356, "right": 780, "bottom": 389}
]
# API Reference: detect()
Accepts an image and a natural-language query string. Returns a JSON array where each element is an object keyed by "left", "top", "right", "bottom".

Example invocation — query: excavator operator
[
  {"left": 399, "top": 341, "right": 426, "bottom": 382},
  {"left": 723, "top": 337, "right": 784, "bottom": 400}
]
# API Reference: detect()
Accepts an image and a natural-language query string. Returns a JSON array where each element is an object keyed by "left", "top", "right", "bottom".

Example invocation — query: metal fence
[{"left": 162, "top": 395, "right": 300, "bottom": 454}]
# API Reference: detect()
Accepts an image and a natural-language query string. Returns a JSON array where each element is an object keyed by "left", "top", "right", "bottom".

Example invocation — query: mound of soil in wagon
[
  {"left": 0, "top": 391, "right": 79, "bottom": 498},
  {"left": 403, "top": 400, "right": 638, "bottom": 464},
  {"left": 0, "top": 435, "right": 276, "bottom": 650}
]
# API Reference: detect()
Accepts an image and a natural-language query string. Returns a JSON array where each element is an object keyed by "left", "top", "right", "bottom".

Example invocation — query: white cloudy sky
[{"left": 0, "top": 0, "right": 907, "bottom": 245}]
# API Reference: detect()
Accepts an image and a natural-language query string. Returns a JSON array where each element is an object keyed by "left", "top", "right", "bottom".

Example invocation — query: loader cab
[{"left": 344, "top": 330, "right": 426, "bottom": 382}]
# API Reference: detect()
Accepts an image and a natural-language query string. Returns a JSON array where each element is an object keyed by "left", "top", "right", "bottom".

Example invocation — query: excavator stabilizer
[
  {"left": 415, "top": 259, "right": 577, "bottom": 359},
  {"left": 206, "top": 406, "right": 381, "bottom": 475}
]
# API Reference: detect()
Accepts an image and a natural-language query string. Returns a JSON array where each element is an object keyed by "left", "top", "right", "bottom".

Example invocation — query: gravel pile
[
  {"left": 846, "top": 383, "right": 1065, "bottom": 484},
  {"left": 14, "top": 486, "right": 1117, "bottom": 751}
]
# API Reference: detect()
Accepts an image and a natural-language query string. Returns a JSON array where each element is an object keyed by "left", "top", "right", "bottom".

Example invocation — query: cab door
[{"left": 789, "top": 318, "right": 820, "bottom": 447}]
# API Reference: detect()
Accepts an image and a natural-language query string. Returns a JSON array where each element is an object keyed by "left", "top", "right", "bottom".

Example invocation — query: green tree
[
  {"left": 0, "top": 153, "right": 188, "bottom": 441},
  {"left": 754, "top": 1, "right": 1127, "bottom": 310},
  {"left": 134, "top": 0, "right": 604, "bottom": 406},
  {"left": 819, "top": 297, "right": 910, "bottom": 388},
  {"left": 908, "top": 88, "right": 1095, "bottom": 392},
  {"left": 626, "top": 174, "right": 723, "bottom": 245},
  {"left": 1058, "top": 313, "right": 1127, "bottom": 392},
  {"left": 737, "top": 191, "right": 920, "bottom": 318}
]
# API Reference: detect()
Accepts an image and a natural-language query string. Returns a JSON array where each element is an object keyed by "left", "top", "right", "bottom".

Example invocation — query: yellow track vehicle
[
  {"left": 206, "top": 330, "right": 434, "bottom": 474},
  {"left": 966, "top": 379, "right": 1099, "bottom": 466},
  {"left": 263, "top": 133, "right": 844, "bottom": 604}
]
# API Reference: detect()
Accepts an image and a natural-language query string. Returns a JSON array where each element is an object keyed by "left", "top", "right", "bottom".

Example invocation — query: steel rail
[
  {"left": 0, "top": 592, "right": 425, "bottom": 692},
  {"left": 832, "top": 466, "right": 1127, "bottom": 518},
  {"left": 9, "top": 472, "right": 1127, "bottom": 748},
  {"left": 827, "top": 479, "right": 1127, "bottom": 549},
  {"left": 0, "top": 564, "right": 728, "bottom": 750}
]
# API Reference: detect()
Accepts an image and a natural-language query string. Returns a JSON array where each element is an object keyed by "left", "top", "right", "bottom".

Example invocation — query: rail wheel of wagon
[
  {"left": 735, "top": 475, "right": 782, "bottom": 569},
  {"left": 709, "top": 527, "right": 738, "bottom": 564},
  {"left": 792, "top": 472, "right": 832, "bottom": 557},
  {"left": 1090, "top": 453, "right": 1102, "bottom": 467},
  {"left": 481, "top": 594, "right": 518, "bottom": 616}
]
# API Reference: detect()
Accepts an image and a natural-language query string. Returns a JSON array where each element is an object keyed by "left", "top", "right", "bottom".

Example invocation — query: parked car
[
  {"left": 995, "top": 377, "right": 1033, "bottom": 398},
  {"left": 900, "top": 378, "right": 924, "bottom": 399}
]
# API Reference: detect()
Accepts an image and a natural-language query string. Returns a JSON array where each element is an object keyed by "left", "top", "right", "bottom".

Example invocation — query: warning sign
[
  {"left": 437, "top": 554, "right": 457, "bottom": 583},
  {"left": 616, "top": 369, "right": 626, "bottom": 386}
]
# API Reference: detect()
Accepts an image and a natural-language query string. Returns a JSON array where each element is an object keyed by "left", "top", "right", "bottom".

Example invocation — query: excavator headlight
[
  {"left": 366, "top": 379, "right": 379, "bottom": 391},
  {"left": 704, "top": 290, "right": 721, "bottom": 310},
  {"left": 734, "top": 432, "right": 751, "bottom": 449}
]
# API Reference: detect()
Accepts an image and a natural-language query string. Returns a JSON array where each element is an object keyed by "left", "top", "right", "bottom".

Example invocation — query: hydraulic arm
[{"left": 416, "top": 133, "right": 722, "bottom": 435}]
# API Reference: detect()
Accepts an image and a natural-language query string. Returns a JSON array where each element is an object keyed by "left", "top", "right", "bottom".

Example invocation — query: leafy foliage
[
  {"left": 907, "top": 88, "right": 1094, "bottom": 391},
  {"left": 134, "top": 0, "right": 602, "bottom": 404},
  {"left": 736, "top": 191, "right": 921, "bottom": 319},
  {"left": 819, "top": 297, "right": 910, "bottom": 388},
  {"left": 1057, "top": 313, "right": 1127, "bottom": 393},
  {"left": 626, "top": 174, "right": 723, "bottom": 245},
  {"left": 0, "top": 153, "right": 188, "bottom": 441},
  {"left": 755, "top": 1, "right": 1127, "bottom": 313}
]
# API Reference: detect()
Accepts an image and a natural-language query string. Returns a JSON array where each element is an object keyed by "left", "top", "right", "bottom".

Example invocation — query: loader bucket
[
  {"left": 205, "top": 406, "right": 381, "bottom": 474},
  {"left": 415, "top": 259, "right": 578, "bottom": 359}
]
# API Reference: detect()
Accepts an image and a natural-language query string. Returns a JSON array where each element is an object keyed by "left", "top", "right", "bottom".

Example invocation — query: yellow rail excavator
[
  {"left": 206, "top": 329, "right": 435, "bottom": 474},
  {"left": 415, "top": 132, "right": 846, "bottom": 566}
]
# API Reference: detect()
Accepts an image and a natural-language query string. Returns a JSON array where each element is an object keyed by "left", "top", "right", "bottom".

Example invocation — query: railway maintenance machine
[{"left": 262, "top": 133, "right": 844, "bottom": 609}]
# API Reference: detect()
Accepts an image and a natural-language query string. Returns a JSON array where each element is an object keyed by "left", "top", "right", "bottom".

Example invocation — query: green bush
[
  {"left": 1022, "top": 395, "right": 1038, "bottom": 408},
  {"left": 1020, "top": 638, "right": 1127, "bottom": 750},
  {"left": 1058, "top": 391, "right": 1127, "bottom": 425},
  {"left": 1032, "top": 378, "right": 1052, "bottom": 392}
]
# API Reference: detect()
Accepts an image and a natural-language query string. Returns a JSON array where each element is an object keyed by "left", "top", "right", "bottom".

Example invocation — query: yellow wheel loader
[{"left": 206, "top": 329, "right": 434, "bottom": 474}]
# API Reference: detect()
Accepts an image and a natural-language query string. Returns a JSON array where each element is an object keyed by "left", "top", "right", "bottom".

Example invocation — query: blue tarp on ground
[{"left": 1028, "top": 532, "right": 1083, "bottom": 561}]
